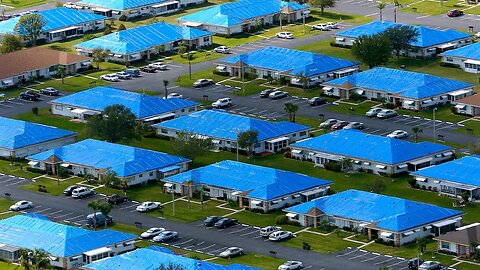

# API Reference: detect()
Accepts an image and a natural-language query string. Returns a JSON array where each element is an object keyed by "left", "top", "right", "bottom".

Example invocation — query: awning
[
  {"left": 286, "top": 213, "right": 298, "bottom": 218},
  {"left": 364, "top": 162, "right": 371, "bottom": 165},
  {"left": 231, "top": 191, "right": 241, "bottom": 196},
  {"left": 250, "top": 200, "right": 261, "bottom": 205},
  {"left": 380, "top": 232, "right": 393, "bottom": 237},
  {"left": 440, "top": 181, "right": 477, "bottom": 191},
  {"left": 434, "top": 180, "right": 441, "bottom": 184},
  {"left": 449, "top": 89, "right": 471, "bottom": 97},
  {"left": 28, "top": 161, "right": 38, "bottom": 166},
  {"left": 359, "top": 223, "right": 369, "bottom": 228},
  {"left": 376, "top": 165, "right": 386, "bottom": 169},
  {"left": 335, "top": 68, "right": 358, "bottom": 75},
  {"left": 404, "top": 100, "right": 415, "bottom": 105},
  {"left": 403, "top": 231, "right": 414, "bottom": 236},
  {"left": 272, "top": 199, "right": 282, "bottom": 204},
  {"left": 60, "top": 163, "right": 70, "bottom": 168},
  {"left": 291, "top": 149, "right": 303, "bottom": 154},
  {"left": 152, "top": 1, "right": 179, "bottom": 8},
  {"left": 129, "top": 53, "right": 141, "bottom": 59},
  {"left": 323, "top": 86, "right": 333, "bottom": 91},
  {"left": 144, "top": 112, "right": 176, "bottom": 122},
  {"left": 465, "top": 59, "right": 480, "bottom": 65},
  {"left": 437, "top": 42, "right": 456, "bottom": 49},
  {"left": 212, "top": 139, "right": 220, "bottom": 144},
  {"left": 163, "top": 183, "right": 173, "bottom": 188},
  {"left": 455, "top": 104, "right": 466, "bottom": 109},
  {"left": 432, "top": 219, "right": 457, "bottom": 227},
  {"left": 355, "top": 89, "right": 364, "bottom": 95},
  {"left": 354, "top": 160, "right": 361, "bottom": 164},
  {"left": 71, "top": 108, "right": 87, "bottom": 114},
  {"left": 443, "top": 151, "right": 453, "bottom": 157},
  {"left": 409, "top": 157, "right": 432, "bottom": 166},
  {"left": 49, "top": 26, "right": 78, "bottom": 34},
  {"left": 314, "top": 152, "right": 343, "bottom": 161},
  {"left": 182, "top": 21, "right": 202, "bottom": 27},
  {"left": 1, "top": 79, "right": 13, "bottom": 86},
  {"left": 267, "top": 136, "right": 289, "bottom": 144},
  {"left": 335, "top": 37, "right": 345, "bottom": 42},
  {"left": 424, "top": 225, "right": 432, "bottom": 230},
  {"left": 84, "top": 247, "right": 112, "bottom": 256},
  {"left": 300, "top": 190, "right": 319, "bottom": 197},
  {"left": 159, "top": 165, "right": 181, "bottom": 173},
  {"left": 398, "top": 164, "right": 408, "bottom": 169},
  {"left": 92, "top": 7, "right": 111, "bottom": 12},
  {"left": 416, "top": 177, "right": 427, "bottom": 182}
]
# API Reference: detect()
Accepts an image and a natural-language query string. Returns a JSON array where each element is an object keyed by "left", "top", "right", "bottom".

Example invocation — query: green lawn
[
  {"left": 223, "top": 79, "right": 270, "bottom": 96},
  {"left": 403, "top": 0, "right": 468, "bottom": 16},
  {"left": 20, "top": 176, "right": 82, "bottom": 196},
  {"left": 0, "top": 261, "right": 18, "bottom": 270},
  {"left": 177, "top": 68, "right": 229, "bottom": 87},
  {"left": 147, "top": 200, "right": 234, "bottom": 223},
  {"left": 0, "top": 87, "right": 25, "bottom": 101},
  {"left": 1, "top": 0, "right": 50, "bottom": 9},
  {"left": 0, "top": 198, "right": 14, "bottom": 212},
  {"left": 328, "top": 101, "right": 380, "bottom": 116},
  {"left": 0, "top": 159, "right": 42, "bottom": 179},
  {"left": 397, "top": 105, "right": 469, "bottom": 123},
  {"left": 456, "top": 262, "right": 480, "bottom": 270},
  {"left": 456, "top": 119, "right": 480, "bottom": 137},
  {"left": 211, "top": 253, "right": 286, "bottom": 270},
  {"left": 229, "top": 210, "right": 292, "bottom": 228},
  {"left": 96, "top": 182, "right": 174, "bottom": 203},
  {"left": 282, "top": 231, "right": 361, "bottom": 254}
]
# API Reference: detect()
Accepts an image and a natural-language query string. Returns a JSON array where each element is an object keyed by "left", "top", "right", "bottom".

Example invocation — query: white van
[
  {"left": 71, "top": 187, "right": 95, "bottom": 199},
  {"left": 259, "top": 226, "right": 282, "bottom": 237}
]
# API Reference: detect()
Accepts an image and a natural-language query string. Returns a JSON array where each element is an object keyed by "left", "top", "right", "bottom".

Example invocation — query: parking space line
[
  {"left": 45, "top": 209, "right": 63, "bottom": 216},
  {"left": 196, "top": 244, "right": 216, "bottom": 251},
  {"left": 34, "top": 207, "right": 52, "bottom": 213},
  {"left": 336, "top": 248, "right": 358, "bottom": 257},
  {"left": 387, "top": 260, "right": 405, "bottom": 268},
  {"left": 240, "top": 230, "right": 258, "bottom": 236},
  {"left": 373, "top": 257, "right": 396, "bottom": 265},
  {"left": 361, "top": 255, "right": 380, "bottom": 262},
  {"left": 64, "top": 214, "right": 84, "bottom": 221},
  {"left": 177, "top": 239, "right": 194, "bottom": 245},
  {"left": 349, "top": 252, "right": 369, "bottom": 260}
]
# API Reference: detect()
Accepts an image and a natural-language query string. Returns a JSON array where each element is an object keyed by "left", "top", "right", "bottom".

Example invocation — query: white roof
[
  {"left": 449, "top": 89, "right": 471, "bottom": 96},
  {"left": 266, "top": 136, "right": 289, "bottom": 144},
  {"left": 83, "top": 247, "right": 112, "bottom": 257}
]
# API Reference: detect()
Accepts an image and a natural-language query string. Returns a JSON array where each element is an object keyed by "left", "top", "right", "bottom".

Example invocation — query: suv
[
  {"left": 212, "top": 98, "right": 232, "bottom": 108},
  {"left": 40, "top": 87, "right": 59, "bottom": 96},
  {"left": 125, "top": 68, "right": 140, "bottom": 77},
  {"left": 408, "top": 258, "right": 425, "bottom": 270},
  {"left": 260, "top": 226, "right": 282, "bottom": 237},
  {"left": 71, "top": 187, "right": 95, "bottom": 199},
  {"left": 260, "top": 89, "right": 274, "bottom": 98},
  {"left": 86, "top": 212, "right": 113, "bottom": 228},
  {"left": 312, "top": 23, "right": 331, "bottom": 31},
  {"left": 215, "top": 218, "right": 238, "bottom": 229},
  {"left": 19, "top": 91, "right": 40, "bottom": 101},
  {"left": 106, "top": 194, "right": 127, "bottom": 205},
  {"left": 63, "top": 185, "right": 80, "bottom": 196}
]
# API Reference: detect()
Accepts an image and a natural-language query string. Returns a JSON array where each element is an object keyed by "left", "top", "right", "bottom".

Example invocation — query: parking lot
[
  {"left": 0, "top": 173, "right": 30, "bottom": 187},
  {"left": 336, "top": 248, "right": 410, "bottom": 270}
]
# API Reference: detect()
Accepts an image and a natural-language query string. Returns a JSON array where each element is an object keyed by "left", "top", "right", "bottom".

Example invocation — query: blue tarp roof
[
  {"left": 51, "top": 86, "right": 198, "bottom": 119},
  {"left": 166, "top": 160, "right": 331, "bottom": 200},
  {"left": 27, "top": 139, "right": 189, "bottom": 177},
  {"left": 413, "top": 155, "right": 480, "bottom": 187},
  {"left": 79, "top": 0, "right": 168, "bottom": 10},
  {"left": 336, "top": 20, "right": 472, "bottom": 48},
  {"left": 0, "top": 8, "right": 105, "bottom": 34},
  {"left": 178, "top": 0, "right": 308, "bottom": 27},
  {"left": 441, "top": 42, "right": 480, "bottom": 61},
  {"left": 218, "top": 46, "right": 359, "bottom": 77},
  {"left": 324, "top": 67, "right": 473, "bottom": 99},
  {"left": 0, "top": 117, "right": 75, "bottom": 150},
  {"left": 84, "top": 247, "right": 260, "bottom": 270},
  {"left": 291, "top": 129, "right": 451, "bottom": 165},
  {"left": 154, "top": 109, "right": 310, "bottom": 141},
  {"left": 0, "top": 214, "right": 136, "bottom": 257},
  {"left": 285, "top": 189, "right": 462, "bottom": 232},
  {"left": 75, "top": 22, "right": 212, "bottom": 54}
]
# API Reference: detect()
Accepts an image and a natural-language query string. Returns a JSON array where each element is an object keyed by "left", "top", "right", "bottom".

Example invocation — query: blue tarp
[
  {"left": 0, "top": 117, "right": 75, "bottom": 150},
  {"left": 0, "top": 8, "right": 105, "bottom": 34},
  {"left": 154, "top": 109, "right": 310, "bottom": 141},
  {"left": 51, "top": 86, "right": 199, "bottom": 119},
  {"left": 166, "top": 160, "right": 331, "bottom": 200},
  {"left": 79, "top": 0, "right": 168, "bottom": 10},
  {"left": 218, "top": 46, "right": 359, "bottom": 77},
  {"left": 324, "top": 67, "right": 473, "bottom": 99},
  {"left": 0, "top": 215, "right": 136, "bottom": 257},
  {"left": 413, "top": 156, "right": 480, "bottom": 187},
  {"left": 291, "top": 129, "right": 451, "bottom": 165},
  {"left": 336, "top": 20, "right": 472, "bottom": 48},
  {"left": 75, "top": 22, "right": 212, "bottom": 54},
  {"left": 178, "top": 0, "right": 308, "bottom": 27},
  {"left": 27, "top": 139, "right": 189, "bottom": 177},
  {"left": 285, "top": 189, "right": 462, "bottom": 232},
  {"left": 441, "top": 42, "right": 480, "bottom": 61}
]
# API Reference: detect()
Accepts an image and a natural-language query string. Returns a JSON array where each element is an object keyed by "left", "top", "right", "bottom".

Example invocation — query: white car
[
  {"left": 387, "top": 130, "right": 408, "bottom": 139},
  {"left": 152, "top": 231, "right": 178, "bottom": 242},
  {"left": 115, "top": 71, "right": 132, "bottom": 80},
  {"left": 365, "top": 107, "right": 383, "bottom": 117},
  {"left": 319, "top": 119, "right": 338, "bottom": 129},
  {"left": 9, "top": 200, "right": 33, "bottom": 211},
  {"left": 326, "top": 22, "right": 339, "bottom": 29},
  {"left": 269, "top": 231, "right": 294, "bottom": 242},
  {"left": 71, "top": 187, "right": 95, "bottom": 199},
  {"left": 260, "top": 226, "right": 282, "bottom": 237},
  {"left": 343, "top": 122, "right": 364, "bottom": 130},
  {"left": 166, "top": 93, "right": 183, "bottom": 99},
  {"left": 312, "top": 23, "right": 331, "bottom": 31},
  {"left": 219, "top": 247, "right": 244, "bottom": 258},
  {"left": 212, "top": 98, "right": 232, "bottom": 108},
  {"left": 140, "top": 227, "right": 165, "bottom": 239},
  {"left": 475, "top": 31, "right": 480, "bottom": 39},
  {"left": 100, "top": 74, "right": 119, "bottom": 82},
  {"left": 63, "top": 2, "right": 77, "bottom": 8},
  {"left": 148, "top": 63, "right": 167, "bottom": 70},
  {"left": 276, "top": 32, "right": 294, "bottom": 39},
  {"left": 418, "top": 261, "right": 441, "bottom": 270},
  {"left": 214, "top": 46, "right": 230, "bottom": 54},
  {"left": 136, "top": 201, "right": 162, "bottom": 212},
  {"left": 377, "top": 109, "right": 398, "bottom": 119},
  {"left": 278, "top": 261, "right": 303, "bottom": 270}
]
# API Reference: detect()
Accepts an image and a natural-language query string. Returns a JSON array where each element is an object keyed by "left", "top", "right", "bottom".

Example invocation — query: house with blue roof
[
  {"left": 178, "top": 0, "right": 309, "bottom": 35},
  {"left": 0, "top": 8, "right": 106, "bottom": 43},
  {"left": 75, "top": 22, "right": 212, "bottom": 63},
  {"left": 412, "top": 156, "right": 480, "bottom": 201},
  {"left": 164, "top": 160, "right": 331, "bottom": 212},
  {"left": 0, "top": 214, "right": 137, "bottom": 269},
  {"left": 322, "top": 67, "right": 474, "bottom": 110},
  {"left": 441, "top": 42, "right": 480, "bottom": 73},
  {"left": 216, "top": 46, "right": 359, "bottom": 87},
  {"left": 154, "top": 109, "right": 312, "bottom": 153},
  {"left": 290, "top": 129, "right": 453, "bottom": 175},
  {"left": 0, "top": 117, "right": 76, "bottom": 158},
  {"left": 335, "top": 20, "right": 473, "bottom": 58},
  {"left": 284, "top": 189, "right": 463, "bottom": 246},
  {"left": 27, "top": 139, "right": 190, "bottom": 185},
  {"left": 50, "top": 86, "right": 199, "bottom": 124}
]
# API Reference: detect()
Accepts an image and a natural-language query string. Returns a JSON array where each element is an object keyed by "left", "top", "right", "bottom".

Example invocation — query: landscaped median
[
  {"left": 20, "top": 176, "right": 83, "bottom": 196},
  {"left": 282, "top": 229, "right": 363, "bottom": 254}
]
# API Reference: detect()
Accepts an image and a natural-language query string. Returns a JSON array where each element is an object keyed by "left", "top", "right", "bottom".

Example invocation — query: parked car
[
  {"left": 365, "top": 107, "right": 383, "bottom": 117},
  {"left": 387, "top": 130, "right": 408, "bottom": 139},
  {"left": 125, "top": 68, "right": 141, "bottom": 77},
  {"left": 115, "top": 71, "right": 132, "bottom": 80},
  {"left": 136, "top": 201, "right": 162, "bottom": 212},
  {"left": 319, "top": 119, "right": 338, "bottom": 129},
  {"left": 215, "top": 218, "right": 238, "bottom": 229},
  {"left": 86, "top": 212, "right": 112, "bottom": 228},
  {"left": 40, "top": 87, "right": 59, "bottom": 96},
  {"left": 204, "top": 216, "right": 223, "bottom": 227},
  {"left": 269, "top": 231, "right": 294, "bottom": 242},
  {"left": 408, "top": 258, "right": 425, "bottom": 270},
  {"left": 219, "top": 247, "right": 244, "bottom": 258},
  {"left": 343, "top": 122, "right": 364, "bottom": 130},
  {"left": 331, "top": 121, "right": 349, "bottom": 130},
  {"left": 63, "top": 185, "right": 80, "bottom": 196},
  {"left": 106, "top": 194, "right": 128, "bottom": 205},
  {"left": 278, "top": 261, "right": 303, "bottom": 270},
  {"left": 308, "top": 97, "right": 326, "bottom": 106},
  {"left": 71, "top": 187, "right": 95, "bottom": 199},
  {"left": 377, "top": 109, "right": 398, "bottom": 119},
  {"left": 140, "top": 227, "right": 165, "bottom": 239},
  {"left": 269, "top": 91, "right": 288, "bottom": 100},
  {"left": 312, "top": 23, "right": 330, "bottom": 31},
  {"left": 212, "top": 97, "right": 232, "bottom": 108},
  {"left": 260, "top": 89, "right": 274, "bottom": 98},
  {"left": 475, "top": 32, "right": 480, "bottom": 39},
  {"left": 418, "top": 261, "right": 441, "bottom": 270},
  {"left": 326, "top": 22, "right": 339, "bottom": 29},
  {"left": 152, "top": 231, "right": 178, "bottom": 242},
  {"left": 260, "top": 226, "right": 282, "bottom": 237},
  {"left": 9, "top": 200, "right": 33, "bottom": 211},
  {"left": 166, "top": 93, "right": 183, "bottom": 99},
  {"left": 447, "top": 9, "right": 463, "bottom": 17},
  {"left": 100, "top": 73, "right": 119, "bottom": 82},
  {"left": 276, "top": 32, "right": 294, "bottom": 39},
  {"left": 140, "top": 66, "right": 157, "bottom": 73},
  {"left": 214, "top": 46, "right": 230, "bottom": 54},
  {"left": 193, "top": 79, "right": 214, "bottom": 88},
  {"left": 19, "top": 91, "right": 40, "bottom": 101},
  {"left": 63, "top": 2, "right": 77, "bottom": 8},
  {"left": 148, "top": 63, "right": 167, "bottom": 70}
]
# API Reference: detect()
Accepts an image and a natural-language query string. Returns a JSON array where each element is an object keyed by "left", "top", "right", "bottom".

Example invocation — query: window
[
  {"left": 203, "top": 36, "right": 210, "bottom": 43},
  {"left": 55, "top": 105, "right": 63, "bottom": 110},
  {"left": 441, "top": 241, "right": 450, "bottom": 249},
  {"left": 139, "top": 174, "right": 143, "bottom": 177},
  {"left": 161, "top": 128, "right": 168, "bottom": 134},
  {"left": 446, "top": 57, "right": 453, "bottom": 62},
  {"left": 300, "top": 131, "right": 307, "bottom": 136},
  {"left": 189, "top": 107, "right": 195, "bottom": 112},
  {"left": 149, "top": 172, "right": 153, "bottom": 176}
]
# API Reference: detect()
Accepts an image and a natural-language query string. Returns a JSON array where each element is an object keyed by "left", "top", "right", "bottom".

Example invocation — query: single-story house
[
  {"left": 75, "top": 22, "right": 212, "bottom": 63},
  {"left": 453, "top": 94, "right": 480, "bottom": 116},
  {"left": 81, "top": 246, "right": 260, "bottom": 270},
  {"left": 153, "top": 109, "right": 312, "bottom": 153},
  {"left": 0, "top": 117, "right": 77, "bottom": 158},
  {"left": 164, "top": 160, "right": 332, "bottom": 212},
  {"left": 441, "top": 42, "right": 480, "bottom": 73},
  {"left": 284, "top": 189, "right": 463, "bottom": 246},
  {"left": 322, "top": 67, "right": 474, "bottom": 110},
  {"left": 0, "top": 214, "right": 137, "bottom": 269},
  {"left": 335, "top": 20, "right": 473, "bottom": 58},
  {"left": 434, "top": 223, "right": 480, "bottom": 258},
  {"left": 178, "top": 0, "right": 309, "bottom": 35},
  {"left": 411, "top": 155, "right": 480, "bottom": 201},
  {"left": 27, "top": 139, "right": 190, "bottom": 186},
  {"left": 0, "top": 47, "right": 92, "bottom": 89},
  {"left": 0, "top": 8, "right": 106, "bottom": 43},
  {"left": 216, "top": 46, "right": 360, "bottom": 87},
  {"left": 50, "top": 86, "right": 199, "bottom": 124},
  {"left": 290, "top": 129, "right": 454, "bottom": 175}
]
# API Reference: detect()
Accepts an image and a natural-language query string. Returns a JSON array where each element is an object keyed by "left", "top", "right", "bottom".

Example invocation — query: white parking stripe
[
  {"left": 373, "top": 257, "right": 396, "bottom": 265},
  {"left": 196, "top": 244, "right": 216, "bottom": 251}
]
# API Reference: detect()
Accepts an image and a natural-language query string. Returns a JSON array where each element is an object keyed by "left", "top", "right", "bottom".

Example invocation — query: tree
[
  {"left": 118, "top": 24, "right": 127, "bottom": 31},
  {"left": 91, "top": 48, "right": 111, "bottom": 69},
  {"left": 411, "top": 126, "right": 422, "bottom": 143},
  {"left": 56, "top": 65, "right": 66, "bottom": 84},
  {"left": 87, "top": 104, "right": 140, "bottom": 143},
  {"left": 155, "top": 263, "right": 185, "bottom": 270},
  {"left": 178, "top": 43, "right": 188, "bottom": 56},
  {"left": 340, "top": 158, "right": 353, "bottom": 172},
  {"left": 18, "top": 248, "right": 31, "bottom": 270},
  {"left": 377, "top": 2, "right": 386, "bottom": 21},
  {"left": 383, "top": 25, "right": 420, "bottom": 59},
  {"left": 416, "top": 237, "right": 427, "bottom": 254},
  {"left": 186, "top": 53, "right": 194, "bottom": 80},
  {"left": 295, "top": 71, "right": 308, "bottom": 92},
  {"left": 0, "top": 34, "right": 23, "bottom": 54},
  {"left": 284, "top": 102, "right": 299, "bottom": 123},
  {"left": 351, "top": 34, "right": 392, "bottom": 69},
  {"left": 237, "top": 130, "right": 259, "bottom": 158},
  {"left": 163, "top": 80, "right": 169, "bottom": 99},
  {"left": 171, "top": 132, "right": 212, "bottom": 162},
  {"left": 309, "top": 0, "right": 336, "bottom": 14},
  {"left": 14, "top": 13, "right": 46, "bottom": 46},
  {"left": 87, "top": 200, "right": 102, "bottom": 230},
  {"left": 98, "top": 201, "right": 113, "bottom": 228},
  {"left": 469, "top": 142, "right": 480, "bottom": 155},
  {"left": 186, "top": 179, "right": 193, "bottom": 209},
  {"left": 100, "top": 172, "right": 121, "bottom": 188},
  {"left": 368, "top": 179, "right": 387, "bottom": 194},
  {"left": 31, "top": 249, "right": 51, "bottom": 270}
]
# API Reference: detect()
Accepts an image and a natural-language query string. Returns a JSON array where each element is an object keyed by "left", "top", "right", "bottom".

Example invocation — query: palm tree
[
  {"left": 377, "top": 2, "right": 386, "bottom": 21},
  {"left": 186, "top": 180, "right": 193, "bottom": 209},
  {"left": 87, "top": 200, "right": 102, "bottom": 230},
  {"left": 31, "top": 249, "right": 51, "bottom": 270},
  {"left": 91, "top": 48, "right": 111, "bottom": 69},
  {"left": 98, "top": 202, "right": 113, "bottom": 229},
  {"left": 284, "top": 102, "right": 299, "bottom": 123},
  {"left": 18, "top": 248, "right": 31, "bottom": 270},
  {"left": 295, "top": 71, "right": 308, "bottom": 92},
  {"left": 119, "top": 178, "right": 129, "bottom": 197},
  {"left": 416, "top": 237, "right": 427, "bottom": 255},
  {"left": 56, "top": 66, "right": 66, "bottom": 84},
  {"left": 186, "top": 53, "right": 194, "bottom": 80},
  {"left": 411, "top": 126, "right": 422, "bottom": 143},
  {"left": 163, "top": 80, "right": 169, "bottom": 99}
]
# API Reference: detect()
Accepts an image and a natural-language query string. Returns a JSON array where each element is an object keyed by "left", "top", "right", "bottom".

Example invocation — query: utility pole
[
  {"left": 171, "top": 188, "right": 175, "bottom": 216},
  {"left": 302, "top": 9, "right": 306, "bottom": 34},
  {"left": 433, "top": 107, "right": 438, "bottom": 142},
  {"left": 241, "top": 60, "right": 245, "bottom": 95}
]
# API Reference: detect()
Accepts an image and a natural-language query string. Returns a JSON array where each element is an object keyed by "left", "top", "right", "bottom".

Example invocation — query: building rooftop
[
  {"left": 455, "top": 94, "right": 480, "bottom": 106},
  {"left": 166, "top": 160, "right": 331, "bottom": 200},
  {"left": 0, "top": 117, "right": 76, "bottom": 150},
  {"left": 79, "top": 0, "right": 168, "bottom": 10},
  {"left": 178, "top": 0, "right": 307, "bottom": 27},
  {"left": 435, "top": 223, "right": 480, "bottom": 246},
  {"left": 0, "top": 214, "right": 136, "bottom": 257},
  {"left": 323, "top": 67, "right": 473, "bottom": 99},
  {"left": 50, "top": 86, "right": 199, "bottom": 119},
  {"left": 412, "top": 156, "right": 480, "bottom": 187},
  {"left": 0, "top": 8, "right": 106, "bottom": 35},
  {"left": 336, "top": 20, "right": 472, "bottom": 48},
  {"left": 285, "top": 189, "right": 462, "bottom": 232},
  {"left": 75, "top": 22, "right": 212, "bottom": 54},
  {"left": 217, "top": 46, "right": 359, "bottom": 77},
  {"left": 154, "top": 109, "right": 311, "bottom": 141},
  {"left": 27, "top": 139, "right": 189, "bottom": 177},
  {"left": 441, "top": 42, "right": 480, "bottom": 61},
  {"left": 291, "top": 129, "right": 451, "bottom": 165}
]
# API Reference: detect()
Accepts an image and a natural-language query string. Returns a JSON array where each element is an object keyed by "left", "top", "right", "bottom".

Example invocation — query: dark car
[
  {"left": 215, "top": 218, "right": 238, "bottom": 229},
  {"left": 63, "top": 185, "right": 80, "bottom": 196},
  {"left": 125, "top": 68, "right": 141, "bottom": 77},
  {"left": 408, "top": 258, "right": 425, "bottom": 270},
  {"left": 106, "top": 194, "right": 128, "bottom": 205},
  {"left": 140, "top": 66, "right": 157, "bottom": 73},
  {"left": 447, "top": 9, "right": 463, "bottom": 17},
  {"left": 309, "top": 97, "right": 326, "bottom": 106},
  {"left": 331, "top": 121, "right": 349, "bottom": 130},
  {"left": 19, "top": 91, "right": 40, "bottom": 101},
  {"left": 86, "top": 212, "right": 112, "bottom": 228},
  {"left": 40, "top": 87, "right": 60, "bottom": 96},
  {"left": 260, "top": 89, "right": 274, "bottom": 98},
  {"left": 204, "top": 216, "right": 223, "bottom": 226}
]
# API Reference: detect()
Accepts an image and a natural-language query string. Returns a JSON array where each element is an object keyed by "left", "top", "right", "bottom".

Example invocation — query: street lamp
[{"left": 433, "top": 107, "right": 438, "bottom": 142}]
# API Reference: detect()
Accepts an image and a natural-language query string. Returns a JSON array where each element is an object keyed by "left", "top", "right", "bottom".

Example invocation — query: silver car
[
  {"left": 365, "top": 108, "right": 383, "bottom": 117},
  {"left": 319, "top": 119, "right": 338, "bottom": 128},
  {"left": 377, "top": 109, "right": 398, "bottom": 119},
  {"left": 219, "top": 247, "right": 244, "bottom": 258}
]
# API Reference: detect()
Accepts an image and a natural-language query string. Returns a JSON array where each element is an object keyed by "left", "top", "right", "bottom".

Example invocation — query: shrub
[
  {"left": 26, "top": 167, "right": 46, "bottom": 174},
  {"left": 227, "top": 199, "right": 238, "bottom": 207},
  {"left": 118, "top": 14, "right": 127, "bottom": 21},
  {"left": 118, "top": 24, "right": 127, "bottom": 31},
  {"left": 407, "top": 178, "right": 417, "bottom": 188},
  {"left": 278, "top": 76, "right": 287, "bottom": 86},
  {"left": 324, "top": 162, "right": 342, "bottom": 172},
  {"left": 103, "top": 28, "right": 112, "bottom": 35},
  {"left": 349, "top": 92, "right": 365, "bottom": 102},
  {"left": 383, "top": 103, "right": 395, "bottom": 109},
  {"left": 283, "top": 151, "right": 291, "bottom": 158},
  {"left": 82, "top": 34, "right": 96, "bottom": 41},
  {"left": 244, "top": 72, "right": 257, "bottom": 80},
  {"left": 275, "top": 215, "right": 287, "bottom": 225},
  {"left": 439, "top": 62, "right": 460, "bottom": 68},
  {"left": 213, "top": 70, "right": 229, "bottom": 76},
  {"left": 32, "top": 107, "right": 39, "bottom": 115},
  {"left": 302, "top": 242, "right": 311, "bottom": 250},
  {"left": 38, "top": 185, "right": 48, "bottom": 193}
]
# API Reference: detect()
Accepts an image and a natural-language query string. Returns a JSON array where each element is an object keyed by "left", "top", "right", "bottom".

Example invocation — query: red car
[
  {"left": 447, "top": 10, "right": 463, "bottom": 17},
  {"left": 331, "top": 121, "right": 349, "bottom": 130}
]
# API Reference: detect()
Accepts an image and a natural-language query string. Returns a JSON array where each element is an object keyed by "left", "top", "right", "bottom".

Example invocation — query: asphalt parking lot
[
  {"left": 336, "top": 248, "right": 410, "bottom": 270},
  {"left": 0, "top": 173, "right": 30, "bottom": 187}
]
